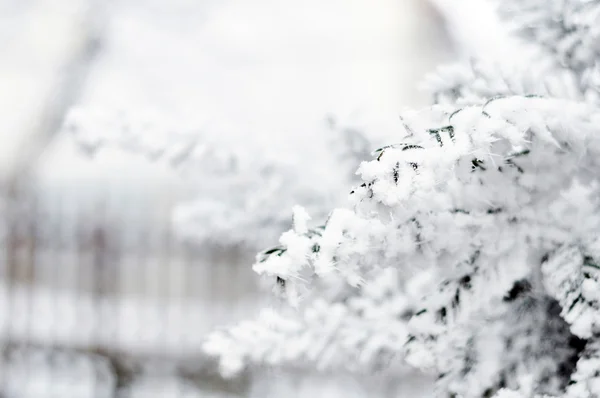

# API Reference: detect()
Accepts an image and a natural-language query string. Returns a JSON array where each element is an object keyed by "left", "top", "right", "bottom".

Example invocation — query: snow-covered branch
[
  {"left": 499, "top": 0, "right": 600, "bottom": 73},
  {"left": 213, "top": 95, "right": 600, "bottom": 396},
  {"left": 256, "top": 96, "right": 600, "bottom": 302},
  {"left": 498, "top": 0, "right": 600, "bottom": 102},
  {"left": 204, "top": 267, "right": 431, "bottom": 377},
  {"left": 424, "top": 58, "right": 583, "bottom": 106},
  {"left": 62, "top": 108, "right": 381, "bottom": 248}
]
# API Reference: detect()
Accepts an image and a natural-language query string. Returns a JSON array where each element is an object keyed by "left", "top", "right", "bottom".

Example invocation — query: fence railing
[{"left": 0, "top": 182, "right": 261, "bottom": 397}]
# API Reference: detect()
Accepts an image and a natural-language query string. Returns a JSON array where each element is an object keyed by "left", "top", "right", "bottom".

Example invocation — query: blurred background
[{"left": 0, "top": 0, "right": 465, "bottom": 396}]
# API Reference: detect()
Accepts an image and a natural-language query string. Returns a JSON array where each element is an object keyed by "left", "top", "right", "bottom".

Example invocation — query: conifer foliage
[
  {"left": 63, "top": 108, "right": 374, "bottom": 249},
  {"left": 204, "top": 1, "right": 600, "bottom": 397}
]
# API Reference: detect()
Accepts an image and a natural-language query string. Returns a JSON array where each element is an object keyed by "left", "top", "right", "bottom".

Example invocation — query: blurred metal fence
[{"left": 0, "top": 182, "right": 260, "bottom": 398}]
